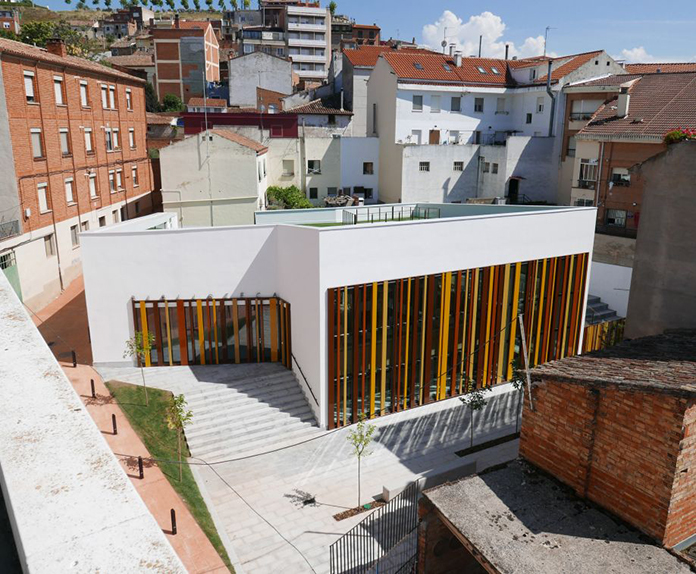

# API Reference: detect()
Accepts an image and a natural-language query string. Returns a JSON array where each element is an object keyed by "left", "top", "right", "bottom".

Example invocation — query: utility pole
[{"left": 478, "top": 34, "right": 482, "bottom": 58}]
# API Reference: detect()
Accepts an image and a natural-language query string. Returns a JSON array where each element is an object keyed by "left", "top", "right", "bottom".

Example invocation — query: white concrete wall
[
  {"left": 505, "top": 136, "right": 558, "bottom": 203},
  {"left": 303, "top": 135, "right": 341, "bottom": 205},
  {"left": 346, "top": 67, "right": 370, "bottom": 137},
  {"left": 228, "top": 52, "right": 293, "bottom": 107},
  {"left": 589, "top": 261, "right": 632, "bottom": 317},
  {"left": 160, "top": 132, "right": 265, "bottom": 226},
  {"left": 340, "top": 136, "right": 379, "bottom": 201}
]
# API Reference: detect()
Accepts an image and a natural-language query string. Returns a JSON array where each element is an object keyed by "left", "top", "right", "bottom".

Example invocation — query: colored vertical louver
[
  {"left": 583, "top": 318, "right": 625, "bottom": 353},
  {"left": 327, "top": 253, "right": 590, "bottom": 428}
]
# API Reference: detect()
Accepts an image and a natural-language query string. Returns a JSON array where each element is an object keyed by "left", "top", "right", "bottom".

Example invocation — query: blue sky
[{"left": 46, "top": 0, "right": 696, "bottom": 62}]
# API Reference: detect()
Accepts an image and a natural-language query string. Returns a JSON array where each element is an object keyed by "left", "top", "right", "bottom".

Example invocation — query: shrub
[
  {"left": 161, "top": 93, "right": 184, "bottom": 112},
  {"left": 664, "top": 127, "right": 696, "bottom": 145},
  {"left": 266, "top": 185, "right": 312, "bottom": 209}
]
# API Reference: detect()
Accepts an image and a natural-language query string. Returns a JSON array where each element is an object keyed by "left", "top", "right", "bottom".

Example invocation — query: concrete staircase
[{"left": 585, "top": 294, "right": 619, "bottom": 325}]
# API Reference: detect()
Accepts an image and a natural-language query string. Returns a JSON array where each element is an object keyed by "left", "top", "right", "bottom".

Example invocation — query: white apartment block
[
  {"left": 366, "top": 50, "right": 625, "bottom": 204},
  {"left": 286, "top": 3, "right": 331, "bottom": 83}
]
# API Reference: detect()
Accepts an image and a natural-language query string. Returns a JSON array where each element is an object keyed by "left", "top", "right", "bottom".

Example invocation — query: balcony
[
  {"left": 289, "top": 53, "right": 325, "bottom": 63},
  {"left": 610, "top": 178, "right": 631, "bottom": 187},
  {"left": 287, "top": 21, "right": 326, "bottom": 32},
  {"left": 293, "top": 69, "right": 327, "bottom": 78},
  {"left": 288, "top": 37, "right": 326, "bottom": 48},
  {"left": 575, "top": 179, "right": 596, "bottom": 190},
  {"left": 569, "top": 112, "right": 594, "bottom": 121}
]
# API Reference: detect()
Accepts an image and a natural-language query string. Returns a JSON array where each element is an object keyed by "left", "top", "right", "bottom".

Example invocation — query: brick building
[
  {"left": 152, "top": 17, "right": 220, "bottom": 103},
  {"left": 0, "top": 9, "right": 20, "bottom": 35},
  {"left": 0, "top": 38, "right": 154, "bottom": 310}
]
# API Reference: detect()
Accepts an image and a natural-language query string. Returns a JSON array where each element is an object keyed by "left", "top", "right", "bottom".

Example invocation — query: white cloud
[
  {"left": 616, "top": 46, "right": 656, "bottom": 63},
  {"left": 421, "top": 10, "right": 552, "bottom": 60}
]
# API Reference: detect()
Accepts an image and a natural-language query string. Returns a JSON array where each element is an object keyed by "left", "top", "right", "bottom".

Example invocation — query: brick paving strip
[{"left": 30, "top": 279, "right": 230, "bottom": 574}]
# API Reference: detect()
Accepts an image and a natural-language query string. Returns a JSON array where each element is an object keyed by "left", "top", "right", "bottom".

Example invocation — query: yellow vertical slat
[
  {"left": 496, "top": 265, "right": 511, "bottom": 383},
  {"left": 196, "top": 300, "right": 206, "bottom": 365},
  {"left": 435, "top": 274, "right": 445, "bottom": 400},
  {"left": 534, "top": 260, "right": 548, "bottom": 367},
  {"left": 419, "top": 278, "right": 428, "bottom": 405},
  {"left": 467, "top": 268, "right": 480, "bottom": 383},
  {"left": 528, "top": 262, "right": 539, "bottom": 363},
  {"left": 438, "top": 272, "right": 452, "bottom": 400},
  {"left": 459, "top": 270, "right": 469, "bottom": 393},
  {"left": 139, "top": 301, "right": 151, "bottom": 367},
  {"left": 506, "top": 264, "right": 521, "bottom": 379},
  {"left": 233, "top": 300, "right": 240, "bottom": 364},
  {"left": 402, "top": 277, "right": 412, "bottom": 410},
  {"left": 164, "top": 300, "right": 173, "bottom": 366},
  {"left": 270, "top": 299, "right": 278, "bottom": 362},
  {"left": 560, "top": 256, "right": 575, "bottom": 358},
  {"left": 380, "top": 280, "right": 388, "bottom": 415},
  {"left": 482, "top": 269, "right": 494, "bottom": 386},
  {"left": 370, "top": 282, "right": 378, "bottom": 417},
  {"left": 212, "top": 299, "right": 219, "bottom": 364},
  {"left": 343, "top": 287, "right": 348, "bottom": 424}
]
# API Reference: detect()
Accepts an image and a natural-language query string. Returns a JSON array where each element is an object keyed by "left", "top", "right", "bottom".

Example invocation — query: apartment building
[
  {"left": 0, "top": 9, "right": 20, "bottom": 35},
  {"left": 152, "top": 18, "right": 220, "bottom": 103},
  {"left": 367, "top": 49, "right": 625, "bottom": 203},
  {"left": 0, "top": 38, "right": 154, "bottom": 310},
  {"left": 352, "top": 24, "right": 380, "bottom": 46}
]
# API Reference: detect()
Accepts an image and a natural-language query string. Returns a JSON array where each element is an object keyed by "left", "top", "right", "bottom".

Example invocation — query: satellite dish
[{"left": 441, "top": 40, "right": 447, "bottom": 48}]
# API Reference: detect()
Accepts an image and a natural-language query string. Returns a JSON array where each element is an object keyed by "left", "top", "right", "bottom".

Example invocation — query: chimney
[
  {"left": 504, "top": 44, "right": 509, "bottom": 60},
  {"left": 448, "top": 43, "right": 454, "bottom": 57},
  {"left": 46, "top": 38, "right": 67, "bottom": 58},
  {"left": 174, "top": 13, "right": 180, "bottom": 29},
  {"left": 617, "top": 86, "right": 630, "bottom": 118},
  {"left": 454, "top": 51, "right": 462, "bottom": 67}
]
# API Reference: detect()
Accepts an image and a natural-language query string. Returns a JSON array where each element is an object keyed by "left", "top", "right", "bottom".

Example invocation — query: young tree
[
  {"left": 192, "top": 0, "right": 201, "bottom": 11},
  {"left": 217, "top": 0, "right": 226, "bottom": 11},
  {"left": 205, "top": 0, "right": 213, "bottom": 10},
  {"left": 230, "top": 0, "right": 237, "bottom": 8},
  {"left": 20, "top": 21, "right": 56, "bottom": 47},
  {"left": 119, "top": 0, "right": 129, "bottom": 7},
  {"left": 242, "top": 0, "right": 250, "bottom": 7},
  {"left": 123, "top": 331, "right": 156, "bottom": 406},
  {"left": 161, "top": 93, "right": 184, "bottom": 111},
  {"left": 460, "top": 379, "right": 491, "bottom": 449},
  {"left": 145, "top": 82, "right": 160, "bottom": 112},
  {"left": 166, "top": 394, "right": 193, "bottom": 482},
  {"left": 347, "top": 415, "right": 376, "bottom": 508},
  {"left": 329, "top": 1, "right": 336, "bottom": 16},
  {"left": 104, "top": 0, "right": 112, "bottom": 9},
  {"left": 180, "top": 0, "right": 190, "bottom": 10},
  {"left": 165, "top": 0, "right": 176, "bottom": 11}
]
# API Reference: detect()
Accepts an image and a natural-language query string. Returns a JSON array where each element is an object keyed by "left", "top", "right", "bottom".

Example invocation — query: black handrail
[{"left": 291, "top": 353, "right": 319, "bottom": 406}]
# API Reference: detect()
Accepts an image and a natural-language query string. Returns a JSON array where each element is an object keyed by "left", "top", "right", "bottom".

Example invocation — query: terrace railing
[{"left": 341, "top": 205, "right": 440, "bottom": 226}]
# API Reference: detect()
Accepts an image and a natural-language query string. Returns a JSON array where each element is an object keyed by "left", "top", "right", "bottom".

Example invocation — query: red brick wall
[
  {"left": 156, "top": 42, "right": 180, "bottom": 60},
  {"left": 665, "top": 402, "right": 696, "bottom": 547},
  {"left": 520, "top": 378, "right": 688, "bottom": 545},
  {"left": 2, "top": 54, "right": 153, "bottom": 234}
]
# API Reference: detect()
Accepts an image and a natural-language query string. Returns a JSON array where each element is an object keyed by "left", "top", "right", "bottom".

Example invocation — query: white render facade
[
  {"left": 286, "top": 4, "right": 331, "bottom": 83},
  {"left": 228, "top": 51, "right": 293, "bottom": 108}
]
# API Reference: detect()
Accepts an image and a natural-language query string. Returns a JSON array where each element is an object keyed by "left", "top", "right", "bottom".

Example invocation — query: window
[
  {"left": 482, "top": 161, "right": 490, "bottom": 173},
  {"left": 575, "top": 199, "right": 594, "bottom": 206},
  {"left": 309, "top": 187, "right": 318, "bottom": 199},
  {"left": 128, "top": 128, "right": 135, "bottom": 149},
  {"left": 307, "top": 160, "right": 321, "bottom": 174},
  {"left": 363, "top": 162, "right": 374, "bottom": 175},
  {"left": 492, "top": 163, "right": 499, "bottom": 174},
  {"left": 411, "top": 129, "right": 422, "bottom": 145},
  {"left": 566, "top": 136, "right": 577, "bottom": 157},
  {"left": 453, "top": 161, "right": 463, "bottom": 171},
  {"left": 412, "top": 95, "right": 423, "bottom": 112},
  {"left": 526, "top": 113, "right": 533, "bottom": 124},
  {"left": 99, "top": 216, "right": 106, "bottom": 227},
  {"left": 31, "top": 128, "right": 43, "bottom": 158},
  {"left": 59, "top": 128, "right": 71, "bottom": 156},
  {"left": 101, "top": 85, "right": 108, "bottom": 109},
  {"left": 449, "top": 130, "right": 460, "bottom": 144},
  {"left": 363, "top": 188, "right": 373, "bottom": 199},
  {"left": 53, "top": 76, "right": 65, "bottom": 105},
  {"left": 83, "top": 128, "right": 94, "bottom": 153},
  {"left": 24, "top": 72, "right": 36, "bottom": 103},
  {"left": 496, "top": 97, "right": 506, "bottom": 114},
  {"left": 80, "top": 81, "right": 89, "bottom": 107},
  {"left": 81, "top": 221, "right": 89, "bottom": 232},
  {"left": 108, "top": 170, "right": 115, "bottom": 192},
  {"left": 474, "top": 97, "right": 484, "bottom": 113},
  {"left": 88, "top": 174, "right": 97, "bottom": 198},
  {"left": 105, "top": 129, "right": 113, "bottom": 152},
  {"left": 606, "top": 209, "right": 627, "bottom": 227},
  {"left": 476, "top": 66, "right": 487, "bottom": 74},
  {"left": 37, "top": 183, "right": 49, "bottom": 213},
  {"left": 135, "top": 201, "right": 140, "bottom": 214},
  {"left": 451, "top": 96, "right": 461, "bottom": 112},
  {"left": 327, "top": 187, "right": 338, "bottom": 196},
  {"left": 282, "top": 159, "right": 294, "bottom": 176},
  {"left": 243, "top": 44, "right": 254, "bottom": 54},
  {"left": 115, "top": 169, "right": 123, "bottom": 190},
  {"left": 64, "top": 178, "right": 74, "bottom": 204},
  {"left": 443, "top": 63, "right": 452, "bottom": 72},
  {"left": 491, "top": 66, "right": 500, "bottom": 75},
  {"left": 112, "top": 210, "right": 119, "bottom": 224},
  {"left": 473, "top": 131, "right": 481, "bottom": 144},
  {"left": 125, "top": 89, "right": 132, "bottom": 110},
  {"left": 430, "top": 95, "right": 441, "bottom": 113},
  {"left": 109, "top": 86, "right": 116, "bottom": 109},
  {"left": 611, "top": 167, "right": 631, "bottom": 186},
  {"left": 579, "top": 159, "right": 598, "bottom": 186},
  {"left": 372, "top": 103, "right": 377, "bottom": 134},
  {"left": 276, "top": 48, "right": 284, "bottom": 56},
  {"left": 413, "top": 62, "right": 424, "bottom": 70},
  {"left": 70, "top": 224, "right": 79, "bottom": 248},
  {"left": 529, "top": 69, "right": 537, "bottom": 81},
  {"left": 132, "top": 165, "right": 139, "bottom": 187},
  {"left": 419, "top": 162, "right": 430, "bottom": 172},
  {"left": 536, "top": 96, "right": 544, "bottom": 113},
  {"left": 44, "top": 234, "right": 55, "bottom": 257},
  {"left": 113, "top": 128, "right": 120, "bottom": 149}
]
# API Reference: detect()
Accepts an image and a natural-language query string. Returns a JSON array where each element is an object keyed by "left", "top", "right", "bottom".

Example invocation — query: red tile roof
[
  {"left": 578, "top": 73, "right": 696, "bottom": 140},
  {"left": 147, "top": 112, "right": 177, "bottom": 125},
  {"left": 569, "top": 73, "right": 642, "bottom": 88},
  {"left": 343, "top": 45, "right": 433, "bottom": 68},
  {"left": 625, "top": 62, "right": 696, "bottom": 74},
  {"left": 382, "top": 52, "right": 512, "bottom": 86},
  {"left": 0, "top": 37, "right": 144, "bottom": 83},
  {"left": 535, "top": 51, "right": 603, "bottom": 84},
  {"left": 285, "top": 98, "right": 352, "bottom": 115},
  {"left": 187, "top": 97, "right": 227, "bottom": 107},
  {"left": 106, "top": 53, "right": 154, "bottom": 67},
  {"left": 209, "top": 129, "right": 268, "bottom": 154}
]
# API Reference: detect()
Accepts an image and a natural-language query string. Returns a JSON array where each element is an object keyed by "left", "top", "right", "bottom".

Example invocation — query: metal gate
[{"left": 329, "top": 480, "right": 420, "bottom": 574}]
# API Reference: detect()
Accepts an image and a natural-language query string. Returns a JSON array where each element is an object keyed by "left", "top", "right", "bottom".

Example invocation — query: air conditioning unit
[{"left": 332, "top": 133, "right": 341, "bottom": 139}]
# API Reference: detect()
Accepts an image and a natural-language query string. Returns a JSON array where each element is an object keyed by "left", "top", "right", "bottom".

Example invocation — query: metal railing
[
  {"left": 341, "top": 205, "right": 440, "bottom": 226},
  {"left": 595, "top": 224, "right": 637, "bottom": 239},
  {"left": 291, "top": 353, "right": 319, "bottom": 406},
  {"left": 329, "top": 480, "right": 421, "bottom": 574},
  {"left": 575, "top": 179, "right": 596, "bottom": 190},
  {"left": 570, "top": 112, "right": 594, "bottom": 121}
]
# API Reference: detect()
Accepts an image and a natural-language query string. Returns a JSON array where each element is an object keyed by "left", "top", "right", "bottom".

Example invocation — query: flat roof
[{"left": 424, "top": 460, "right": 692, "bottom": 574}]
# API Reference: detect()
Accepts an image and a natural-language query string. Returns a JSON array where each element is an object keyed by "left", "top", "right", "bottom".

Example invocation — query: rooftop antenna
[
  {"left": 543, "top": 26, "right": 556, "bottom": 57},
  {"left": 441, "top": 27, "right": 450, "bottom": 54}
]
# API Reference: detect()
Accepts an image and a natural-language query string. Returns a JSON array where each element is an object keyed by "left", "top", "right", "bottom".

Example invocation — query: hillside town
[{"left": 0, "top": 1, "right": 695, "bottom": 573}]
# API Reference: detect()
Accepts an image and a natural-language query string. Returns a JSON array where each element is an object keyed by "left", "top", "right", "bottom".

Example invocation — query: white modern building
[
  {"left": 160, "top": 129, "right": 268, "bottom": 226},
  {"left": 82, "top": 203, "right": 595, "bottom": 430},
  {"left": 285, "top": 3, "right": 331, "bottom": 84},
  {"left": 366, "top": 50, "right": 625, "bottom": 204}
]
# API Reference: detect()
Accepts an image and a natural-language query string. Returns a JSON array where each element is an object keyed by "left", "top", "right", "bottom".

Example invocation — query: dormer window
[
  {"left": 477, "top": 66, "right": 487, "bottom": 74},
  {"left": 530, "top": 69, "right": 537, "bottom": 80},
  {"left": 443, "top": 64, "right": 452, "bottom": 72},
  {"left": 414, "top": 62, "right": 424, "bottom": 70},
  {"left": 491, "top": 67, "right": 500, "bottom": 75}
]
